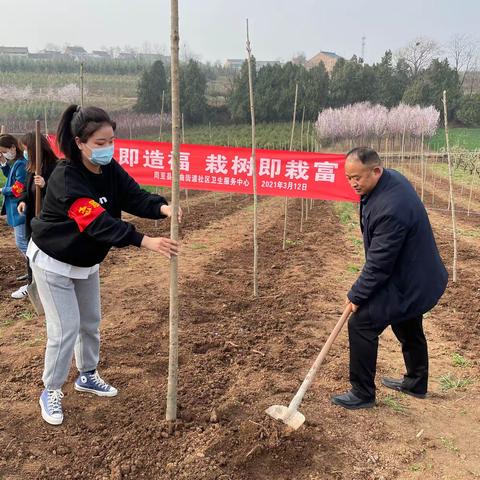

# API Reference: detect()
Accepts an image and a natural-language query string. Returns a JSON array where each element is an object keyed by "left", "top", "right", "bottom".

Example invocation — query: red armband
[
  {"left": 68, "top": 198, "right": 105, "bottom": 232},
  {"left": 11, "top": 180, "right": 25, "bottom": 198}
]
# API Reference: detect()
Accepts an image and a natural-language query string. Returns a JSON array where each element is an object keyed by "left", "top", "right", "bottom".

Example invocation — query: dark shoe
[
  {"left": 16, "top": 273, "right": 28, "bottom": 282},
  {"left": 381, "top": 377, "right": 426, "bottom": 399},
  {"left": 331, "top": 390, "right": 375, "bottom": 410}
]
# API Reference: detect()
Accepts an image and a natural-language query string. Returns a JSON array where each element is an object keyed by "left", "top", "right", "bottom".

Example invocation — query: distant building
[
  {"left": 224, "top": 58, "right": 281, "bottom": 71},
  {"left": 0, "top": 46, "right": 29, "bottom": 57},
  {"left": 305, "top": 51, "right": 342, "bottom": 73},
  {"left": 29, "top": 50, "right": 65, "bottom": 60},
  {"left": 117, "top": 52, "right": 137, "bottom": 60},
  {"left": 91, "top": 50, "right": 111, "bottom": 59},
  {"left": 65, "top": 46, "right": 88, "bottom": 60}
]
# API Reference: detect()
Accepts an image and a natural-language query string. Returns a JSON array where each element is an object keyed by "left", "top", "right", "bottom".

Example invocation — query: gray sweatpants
[{"left": 31, "top": 264, "right": 101, "bottom": 390}]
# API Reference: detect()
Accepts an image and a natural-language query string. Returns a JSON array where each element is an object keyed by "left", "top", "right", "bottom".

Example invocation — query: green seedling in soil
[
  {"left": 347, "top": 264, "right": 361, "bottom": 273},
  {"left": 350, "top": 236, "right": 363, "bottom": 248},
  {"left": 285, "top": 238, "right": 303, "bottom": 247},
  {"left": 382, "top": 394, "right": 408, "bottom": 414},
  {"left": 410, "top": 463, "right": 424, "bottom": 472},
  {"left": 439, "top": 373, "right": 474, "bottom": 391},
  {"left": 452, "top": 353, "right": 471, "bottom": 368},
  {"left": 18, "top": 310, "right": 35, "bottom": 321},
  {"left": 440, "top": 436, "right": 459, "bottom": 452}
]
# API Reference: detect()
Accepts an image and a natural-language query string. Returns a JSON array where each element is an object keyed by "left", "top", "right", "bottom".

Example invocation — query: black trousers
[{"left": 348, "top": 307, "right": 428, "bottom": 400}]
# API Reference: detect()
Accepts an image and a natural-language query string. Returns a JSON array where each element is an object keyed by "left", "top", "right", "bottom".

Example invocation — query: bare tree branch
[{"left": 397, "top": 37, "right": 442, "bottom": 77}]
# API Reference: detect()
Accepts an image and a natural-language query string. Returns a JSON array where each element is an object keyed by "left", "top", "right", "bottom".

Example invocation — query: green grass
[
  {"left": 452, "top": 353, "right": 471, "bottom": 368},
  {"left": 430, "top": 128, "right": 480, "bottom": 151},
  {"left": 143, "top": 122, "right": 316, "bottom": 151},
  {"left": 382, "top": 394, "right": 408, "bottom": 414},
  {"left": 440, "top": 436, "right": 459, "bottom": 452},
  {"left": 347, "top": 264, "right": 361, "bottom": 273},
  {"left": 431, "top": 163, "right": 479, "bottom": 187},
  {"left": 439, "top": 373, "right": 474, "bottom": 391},
  {"left": 333, "top": 202, "right": 357, "bottom": 226}
]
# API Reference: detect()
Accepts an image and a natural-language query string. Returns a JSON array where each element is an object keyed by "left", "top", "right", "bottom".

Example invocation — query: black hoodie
[{"left": 31, "top": 158, "right": 167, "bottom": 267}]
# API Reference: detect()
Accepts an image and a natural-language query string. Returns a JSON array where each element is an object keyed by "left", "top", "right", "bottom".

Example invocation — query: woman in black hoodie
[{"left": 29, "top": 104, "right": 180, "bottom": 426}]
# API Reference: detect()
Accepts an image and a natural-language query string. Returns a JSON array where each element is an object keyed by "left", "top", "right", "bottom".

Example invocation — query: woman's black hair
[
  {"left": 56, "top": 104, "right": 116, "bottom": 163},
  {"left": 0, "top": 133, "right": 24, "bottom": 161},
  {"left": 21, "top": 132, "right": 59, "bottom": 174}
]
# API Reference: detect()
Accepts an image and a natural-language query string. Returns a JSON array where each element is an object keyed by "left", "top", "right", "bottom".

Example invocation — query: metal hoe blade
[{"left": 265, "top": 405, "right": 306, "bottom": 430}]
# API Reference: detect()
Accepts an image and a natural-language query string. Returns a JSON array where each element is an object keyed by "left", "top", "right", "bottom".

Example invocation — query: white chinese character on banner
[
  {"left": 205, "top": 154, "right": 228, "bottom": 174},
  {"left": 259, "top": 157, "right": 281, "bottom": 178},
  {"left": 231, "top": 156, "right": 253, "bottom": 176},
  {"left": 143, "top": 150, "right": 165, "bottom": 169},
  {"left": 285, "top": 160, "right": 310, "bottom": 180},
  {"left": 314, "top": 161, "right": 338, "bottom": 183},
  {"left": 168, "top": 151, "right": 191, "bottom": 171},
  {"left": 119, "top": 148, "right": 139, "bottom": 167}
]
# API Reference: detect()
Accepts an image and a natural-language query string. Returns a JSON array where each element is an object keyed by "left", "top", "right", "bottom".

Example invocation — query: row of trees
[
  {"left": 0, "top": 56, "right": 158, "bottom": 75},
  {"left": 228, "top": 52, "right": 463, "bottom": 124},
  {"left": 134, "top": 41, "right": 479, "bottom": 127},
  {"left": 135, "top": 59, "right": 208, "bottom": 124},
  {"left": 315, "top": 103, "right": 440, "bottom": 144}
]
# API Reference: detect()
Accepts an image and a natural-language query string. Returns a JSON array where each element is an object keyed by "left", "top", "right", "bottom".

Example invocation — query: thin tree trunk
[
  {"left": 283, "top": 83, "right": 298, "bottom": 250},
  {"left": 246, "top": 19, "right": 259, "bottom": 297},
  {"left": 443, "top": 90, "right": 457, "bottom": 283},
  {"left": 166, "top": 0, "right": 181, "bottom": 423}
]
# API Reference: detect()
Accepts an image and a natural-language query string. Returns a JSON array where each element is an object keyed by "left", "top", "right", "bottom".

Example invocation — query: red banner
[{"left": 48, "top": 136, "right": 358, "bottom": 202}]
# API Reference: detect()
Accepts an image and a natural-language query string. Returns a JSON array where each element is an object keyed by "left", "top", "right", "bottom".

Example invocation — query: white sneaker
[
  {"left": 39, "top": 389, "right": 64, "bottom": 425},
  {"left": 11, "top": 284, "right": 28, "bottom": 299}
]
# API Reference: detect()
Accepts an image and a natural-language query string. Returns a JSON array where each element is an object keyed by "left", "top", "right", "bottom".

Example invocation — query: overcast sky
[{"left": 1, "top": 0, "right": 479, "bottom": 64}]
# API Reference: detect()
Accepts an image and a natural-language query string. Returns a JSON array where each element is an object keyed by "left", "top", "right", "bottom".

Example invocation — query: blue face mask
[{"left": 86, "top": 143, "right": 114, "bottom": 166}]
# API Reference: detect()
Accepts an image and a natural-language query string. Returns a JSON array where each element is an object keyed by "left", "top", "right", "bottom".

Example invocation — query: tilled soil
[{"left": 0, "top": 181, "right": 479, "bottom": 480}]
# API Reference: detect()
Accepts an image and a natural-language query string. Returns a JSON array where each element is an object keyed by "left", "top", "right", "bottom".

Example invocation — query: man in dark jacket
[{"left": 332, "top": 147, "right": 448, "bottom": 410}]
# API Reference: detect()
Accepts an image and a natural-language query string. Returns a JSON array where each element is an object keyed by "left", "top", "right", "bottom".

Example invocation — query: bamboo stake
[
  {"left": 442, "top": 90, "right": 457, "bottom": 283},
  {"left": 44, "top": 106, "right": 49, "bottom": 135},
  {"left": 80, "top": 62, "right": 85, "bottom": 107},
  {"left": 300, "top": 106, "right": 305, "bottom": 151},
  {"left": 181, "top": 113, "right": 190, "bottom": 214},
  {"left": 306, "top": 121, "right": 310, "bottom": 152},
  {"left": 283, "top": 83, "right": 298, "bottom": 250},
  {"left": 159, "top": 90, "right": 165, "bottom": 141},
  {"left": 35, "top": 121, "right": 42, "bottom": 216},
  {"left": 300, "top": 199, "right": 304, "bottom": 233},
  {"left": 166, "top": 0, "right": 181, "bottom": 423},
  {"left": 246, "top": 18, "right": 259, "bottom": 298},
  {"left": 420, "top": 132, "right": 425, "bottom": 202},
  {"left": 467, "top": 159, "right": 478, "bottom": 216}
]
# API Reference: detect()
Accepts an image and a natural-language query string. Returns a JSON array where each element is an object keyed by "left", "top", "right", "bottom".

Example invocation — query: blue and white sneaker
[
  {"left": 39, "top": 389, "right": 64, "bottom": 425},
  {"left": 74, "top": 370, "right": 118, "bottom": 397}
]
